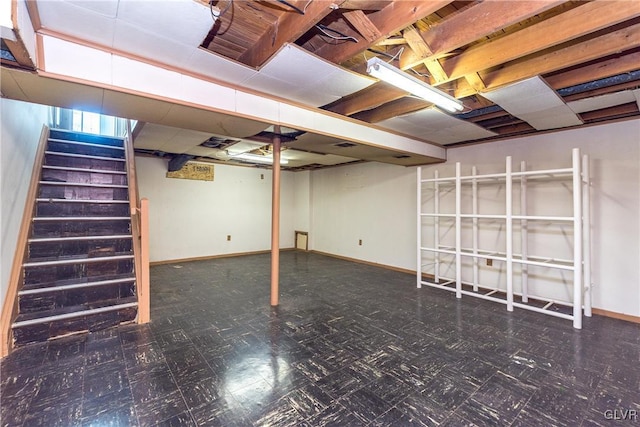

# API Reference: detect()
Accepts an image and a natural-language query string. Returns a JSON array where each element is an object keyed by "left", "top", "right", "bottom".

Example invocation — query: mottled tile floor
[{"left": 2, "top": 252, "right": 639, "bottom": 426}]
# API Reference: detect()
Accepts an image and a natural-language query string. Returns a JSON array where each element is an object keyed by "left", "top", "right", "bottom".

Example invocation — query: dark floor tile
[
  {"left": 81, "top": 402, "right": 138, "bottom": 427},
  {"left": 134, "top": 390, "right": 189, "bottom": 427},
  {"left": 338, "top": 385, "right": 395, "bottom": 424},
  {"left": 153, "top": 411, "right": 197, "bottom": 427},
  {"left": 85, "top": 336, "right": 123, "bottom": 366},
  {"left": 453, "top": 372, "right": 537, "bottom": 427},
  {"left": 306, "top": 402, "right": 368, "bottom": 427},
  {"left": 190, "top": 397, "right": 248, "bottom": 427},
  {"left": 130, "top": 364, "right": 180, "bottom": 405},
  {"left": 178, "top": 376, "right": 224, "bottom": 409}
]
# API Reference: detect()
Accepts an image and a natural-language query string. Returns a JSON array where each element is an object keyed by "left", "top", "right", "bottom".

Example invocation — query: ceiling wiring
[
  {"left": 275, "top": 0, "right": 307, "bottom": 15},
  {"left": 210, "top": 0, "right": 232, "bottom": 21},
  {"left": 315, "top": 24, "right": 359, "bottom": 44}
]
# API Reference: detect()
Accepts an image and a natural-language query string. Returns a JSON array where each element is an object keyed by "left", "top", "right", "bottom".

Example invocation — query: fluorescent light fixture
[
  {"left": 231, "top": 152, "right": 289, "bottom": 165},
  {"left": 366, "top": 57, "right": 463, "bottom": 113}
]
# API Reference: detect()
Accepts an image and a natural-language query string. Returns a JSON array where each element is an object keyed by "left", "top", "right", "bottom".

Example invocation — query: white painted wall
[
  {"left": 308, "top": 119, "right": 640, "bottom": 317},
  {"left": 136, "top": 156, "right": 296, "bottom": 262},
  {"left": 310, "top": 161, "right": 417, "bottom": 270},
  {"left": 293, "top": 170, "right": 310, "bottom": 233},
  {"left": 1, "top": 98, "right": 50, "bottom": 311}
]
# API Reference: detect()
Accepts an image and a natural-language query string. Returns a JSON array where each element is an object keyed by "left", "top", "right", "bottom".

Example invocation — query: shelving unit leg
[
  {"left": 583, "top": 154, "right": 592, "bottom": 317},
  {"left": 572, "top": 148, "right": 583, "bottom": 329},
  {"left": 435, "top": 170, "right": 440, "bottom": 284},
  {"left": 520, "top": 160, "right": 529, "bottom": 303},
  {"left": 506, "top": 156, "right": 514, "bottom": 311},
  {"left": 472, "top": 166, "right": 479, "bottom": 292},
  {"left": 416, "top": 166, "right": 422, "bottom": 289},
  {"left": 455, "top": 163, "right": 461, "bottom": 299}
]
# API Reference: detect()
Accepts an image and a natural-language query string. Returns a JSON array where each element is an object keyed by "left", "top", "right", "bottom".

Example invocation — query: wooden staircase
[{"left": 11, "top": 129, "right": 140, "bottom": 347}]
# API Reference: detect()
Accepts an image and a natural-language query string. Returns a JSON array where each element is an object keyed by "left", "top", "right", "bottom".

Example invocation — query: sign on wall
[{"left": 166, "top": 163, "right": 214, "bottom": 181}]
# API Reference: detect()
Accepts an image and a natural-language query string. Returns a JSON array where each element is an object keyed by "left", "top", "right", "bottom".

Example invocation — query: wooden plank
[
  {"left": 315, "top": 0, "right": 454, "bottom": 64},
  {"left": 238, "top": 0, "right": 342, "bottom": 67},
  {"left": 399, "top": 0, "right": 565, "bottom": 70},
  {"left": 343, "top": 10, "right": 382, "bottom": 42},
  {"left": 403, "top": 26, "right": 433, "bottom": 59},
  {"left": 442, "top": 1, "right": 640, "bottom": 82},
  {"left": 545, "top": 51, "right": 640, "bottom": 90},
  {"left": 465, "top": 72, "right": 486, "bottom": 92},
  {"left": 424, "top": 59, "right": 448, "bottom": 84},
  {"left": 352, "top": 97, "right": 430, "bottom": 123},
  {"left": 579, "top": 103, "right": 639, "bottom": 121},
  {"left": 0, "top": 126, "right": 49, "bottom": 357},
  {"left": 480, "top": 23, "right": 640, "bottom": 92},
  {"left": 323, "top": 81, "right": 408, "bottom": 115}
]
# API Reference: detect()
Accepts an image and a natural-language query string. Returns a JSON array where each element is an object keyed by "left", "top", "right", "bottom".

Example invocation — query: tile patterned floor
[{"left": 1, "top": 252, "right": 639, "bottom": 426}]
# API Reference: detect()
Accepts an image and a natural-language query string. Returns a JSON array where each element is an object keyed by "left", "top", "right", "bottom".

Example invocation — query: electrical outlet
[
  {"left": 486, "top": 259, "right": 493, "bottom": 267},
  {"left": 260, "top": 174, "right": 264, "bottom": 180},
  {"left": 227, "top": 235, "right": 231, "bottom": 241},
  {"left": 358, "top": 239, "right": 362, "bottom": 246}
]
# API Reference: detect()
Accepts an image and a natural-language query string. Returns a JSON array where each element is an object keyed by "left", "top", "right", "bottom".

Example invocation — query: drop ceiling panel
[
  {"left": 111, "top": 56, "right": 183, "bottom": 101},
  {"left": 179, "top": 74, "right": 236, "bottom": 112},
  {"left": 379, "top": 108, "right": 497, "bottom": 145},
  {"left": 101, "top": 90, "right": 174, "bottom": 123},
  {"left": 112, "top": 21, "right": 194, "bottom": 66},
  {"left": 242, "top": 44, "right": 373, "bottom": 107},
  {"left": 185, "top": 48, "right": 257, "bottom": 87},
  {"left": 42, "top": 36, "right": 112, "bottom": 85},
  {"left": 116, "top": 0, "right": 212, "bottom": 48},
  {"left": 567, "top": 90, "right": 637, "bottom": 113},
  {"left": 11, "top": 72, "right": 104, "bottom": 113},
  {"left": 292, "top": 133, "right": 436, "bottom": 166},
  {"left": 0, "top": 68, "right": 28, "bottom": 99},
  {"left": 184, "top": 146, "right": 218, "bottom": 157},
  {"left": 38, "top": 1, "right": 116, "bottom": 47},
  {"left": 162, "top": 104, "right": 269, "bottom": 138},
  {"left": 482, "top": 76, "right": 583, "bottom": 131},
  {"left": 66, "top": 1, "right": 119, "bottom": 17},
  {"left": 635, "top": 89, "right": 640, "bottom": 109}
]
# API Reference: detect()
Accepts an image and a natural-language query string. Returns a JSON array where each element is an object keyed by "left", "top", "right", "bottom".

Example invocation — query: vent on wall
[
  {"left": 200, "top": 136, "right": 240, "bottom": 150},
  {"left": 334, "top": 142, "right": 357, "bottom": 148}
]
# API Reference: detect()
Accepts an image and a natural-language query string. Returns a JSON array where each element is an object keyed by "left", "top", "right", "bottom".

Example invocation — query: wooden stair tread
[
  {"left": 45, "top": 151, "right": 126, "bottom": 162},
  {"left": 13, "top": 297, "right": 138, "bottom": 328},
  {"left": 42, "top": 165, "right": 127, "bottom": 175},
  {"left": 21, "top": 273, "right": 137, "bottom": 291},
  {"left": 24, "top": 253, "right": 134, "bottom": 267}
]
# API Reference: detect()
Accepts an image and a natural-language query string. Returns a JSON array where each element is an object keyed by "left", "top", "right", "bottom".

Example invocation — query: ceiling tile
[
  {"left": 482, "top": 76, "right": 583, "bottom": 130},
  {"left": 567, "top": 90, "right": 637, "bottom": 113},
  {"left": 379, "top": 108, "right": 496, "bottom": 145},
  {"left": 38, "top": 1, "right": 116, "bottom": 47}
]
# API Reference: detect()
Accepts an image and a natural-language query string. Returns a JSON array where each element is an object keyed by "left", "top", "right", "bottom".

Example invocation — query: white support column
[
  {"left": 582, "top": 154, "right": 592, "bottom": 317},
  {"left": 417, "top": 167, "right": 422, "bottom": 289},
  {"left": 472, "top": 166, "right": 479, "bottom": 292},
  {"left": 572, "top": 148, "right": 583, "bottom": 329},
  {"left": 455, "top": 163, "right": 462, "bottom": 299},
  {"left": 434, "top": 170, "right": 440, "bottom": 284},
  {"left": 506, "top": 156, "right": 514, "bottom": 311},
  {"left": 520, "top": 160, "right": 529, "bottom": 303}
]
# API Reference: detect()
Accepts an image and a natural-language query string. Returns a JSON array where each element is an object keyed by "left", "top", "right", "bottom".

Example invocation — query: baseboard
[
  {"left": 592, "top": 308, "right": 640, "bottom": 324},
  {"left": 309, "top": 250, "right": 418, "bottom": 276},
  {"left": 149, "top": 248, "right": 296, "bottom": 266}
]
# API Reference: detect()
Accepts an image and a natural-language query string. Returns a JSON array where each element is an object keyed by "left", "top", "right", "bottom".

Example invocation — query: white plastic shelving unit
[{"left": 417, "top": 148, "right": 592, "bottom": 329}]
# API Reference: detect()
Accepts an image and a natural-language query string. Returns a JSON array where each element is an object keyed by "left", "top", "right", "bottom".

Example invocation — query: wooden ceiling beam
[
  {"left": 399, "top": 0, "right": 565, "bottom": 70},
  {"left": 238, "top": 0, "right": 344, "bottom": 67},
  {"left": 579, "top": 102, "right": 639, "bottom": 122},
  {"left": 441, "top": 0, "right": 640, "bottom": 82},
  {"left": 480, "top": 23, "right": 640, "bottom": 92},
  {"left": 352, "top": 97, "right": 431, "bottom": 123},
  {"left": 323, "top": 81, "right": 408, "bottom": 115},
  {"left": 343, "top": 10, "right": 382, "bottom": 42},
  {"left": 545, "top": 50, "right": 640, "bottom": 90},
  {"left": 314, "top": 0, "right": 454, "bottom": 65}
]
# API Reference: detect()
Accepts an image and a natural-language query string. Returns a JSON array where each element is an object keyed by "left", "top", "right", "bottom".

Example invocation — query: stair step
[
  {"left": 36, "top": 198, "right": 130, "bottom": 204},
  {"left": 48, "top": 138, "right": 125, "bottom": 151},
  {"left": 33, "top": 216, "right": 130, "bottom": 221},
  {"left": 40, "top": 181, "right": 128, "bottom": 189},
  {"left": 12, "top": 299, "right": 137, "bottom": 328},
  {"left": 45, "top": 151, "right": 126, "bottom": 162},
  {"left": 19, "top": 276, "right": 135, "bottom": 296},
  {"left": 29, "top": 234, "right": 132, "bottom": 243},
  {"left": 42, "top": 165, "right": 127, "bottom": 175},
  {"left": 22, "top": 272, "right": 136, "bottom": 290},
  {"left": 24, "top": 254, "right": 134, "bottom": 268},
  {"left": 49, "top": 129, "right": 125, "bottom": 147}
]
